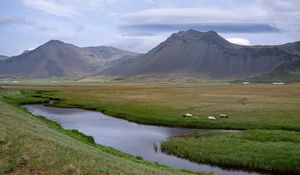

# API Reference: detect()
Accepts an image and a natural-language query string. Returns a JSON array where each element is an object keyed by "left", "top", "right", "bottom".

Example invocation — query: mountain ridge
[
  {"left": 103, "top": 30, "right": 300, "bottom": 79},
  {"left": 1, "top": 30, "right": 300, "bottom": 81},
  {"left": 0, "top": 40, "right": 137, "bottom": 78}
]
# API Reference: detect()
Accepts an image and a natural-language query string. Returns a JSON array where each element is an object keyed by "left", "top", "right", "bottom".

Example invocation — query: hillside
[
  {"left": 103, "top": 30, "right": 300, "bottom": 79},
  {"left": 0, "top": 55, "right": 8, "bottom": 60},
  {"left": 246, "top": 60, "right": 300, "bottom": 83},
  {"left": 0, "top": 40, "right": 136, "bottom": 78}
]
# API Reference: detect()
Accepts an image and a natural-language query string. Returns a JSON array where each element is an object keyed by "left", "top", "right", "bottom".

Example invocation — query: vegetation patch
[
  {"left": 0, "top": 87, "right": 206, "bottom": 175},
  {"left": 3, "top": 83, "right": 300, "bottom": 131},
  {"left": 161, "top": 130, "right": 300, "bottom": 174},
  {"left": 2, "top": 83, "right": 300, "bottom": 174}
]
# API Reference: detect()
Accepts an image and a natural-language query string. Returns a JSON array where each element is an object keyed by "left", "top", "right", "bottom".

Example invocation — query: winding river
[{"left": 23, "top": 104, "right": 266, "bottom": 175}]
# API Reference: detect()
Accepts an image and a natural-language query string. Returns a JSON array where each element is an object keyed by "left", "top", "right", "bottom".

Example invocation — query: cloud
[
  {"left": 117, "top": 7, "right": 279, "bottom": 35},
  {"left": 22, "top": 0, "right": 76, "bottom": 17},
  {"left": 0, "top": 17, "right": 56, "bottom": 32},
  {"left": 119, "top": 23, "right": 279, "bottom": 35},
  {"left": 257, "top": 0, "right": 300, "bottom": 35},
  {"left": 225, "top": 37, "right": 251, "bottom": 45}
]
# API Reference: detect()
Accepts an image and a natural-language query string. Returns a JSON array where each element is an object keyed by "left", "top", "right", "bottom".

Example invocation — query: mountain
[
  {"left": 1, "top": 31, "right": 300, "bottom": 81},
  {"left": 103, "top": 29, "right": 300, "bottom": 79},
  {"left": 0, "top": 55, "right": 8, "bottom": 61},
  {"left": 245, "top": 59, "right": 300, "bottom": 83},
  {"left": 278, "top": 41, "right": 300, "bottom": 57},
  {"left": 0, "top": 40, "right": 137, "bottom": 78}
]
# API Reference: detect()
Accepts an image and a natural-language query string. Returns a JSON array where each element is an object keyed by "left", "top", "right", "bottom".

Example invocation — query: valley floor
[
  {"left": 1, "top": 82, "right": 300, "bottom": 174},
  {"left": 2, "top": 82, "right": 300, "bottom": 130}
]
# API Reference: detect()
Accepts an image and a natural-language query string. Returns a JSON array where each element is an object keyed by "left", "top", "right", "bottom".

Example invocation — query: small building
[{"left": 243, "top": 82, "right": 250, "bottom": 85}]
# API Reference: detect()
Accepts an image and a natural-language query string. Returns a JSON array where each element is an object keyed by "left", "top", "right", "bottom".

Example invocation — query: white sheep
[
  {"left": 183, "top": 113, "right": 193, "bottom": 117},
  {"left": 220, "top": 114, "right": 228, "bottom": 118},
  {"left": 208, "top": 116, "right": 216, "bottom": 120}
]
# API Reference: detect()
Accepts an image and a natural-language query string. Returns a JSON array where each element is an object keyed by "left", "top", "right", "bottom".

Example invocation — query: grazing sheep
[
  {"left": 208, "top": 116, "right": 216, "bottom": 120},
  {"left": 220, "top": 114, "right": 228, "bottom": 118},
  {"left": 182, "top": 113, "right": 193, "bottom": 117}
]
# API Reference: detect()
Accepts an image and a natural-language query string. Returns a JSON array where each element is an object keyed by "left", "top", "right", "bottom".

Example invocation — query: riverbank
[
  {"left": 0, "top": 87, "right": 208, "bottom": 175},
  {"left": 161, "top": 130, "right": 300, "bottom": 174}
]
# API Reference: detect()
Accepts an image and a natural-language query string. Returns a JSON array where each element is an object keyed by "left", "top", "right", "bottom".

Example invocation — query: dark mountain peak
[
  {"left": 36, "top": 40, "right": 78, "bottom": 52},
  {"left": 172, "top": 29, "right": 218, "bottom": 38},
  {"left": 167, "top": 29, "right": 229, "bottom": 46},
  {"left": 186, "top": 29, "right": 217, "bottom": 36},
  {"left": 40, "top": 40, "right": 69, "bottom": 49}
]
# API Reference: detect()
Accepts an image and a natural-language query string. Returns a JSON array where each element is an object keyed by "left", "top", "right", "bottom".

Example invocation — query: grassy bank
[
  {"left": 161, "top": 130, "right": 300, "bottom": 174},
  {"left": 2, "top": 83, "right": 300, "bottom": 131},
  {"left": 0, "top": 88, "right": 207, "bottom": 175}
]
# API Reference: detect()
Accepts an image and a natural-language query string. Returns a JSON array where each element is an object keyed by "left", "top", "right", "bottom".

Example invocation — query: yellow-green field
[
  {"left": 2, "top": 83, "right": 300, "bottom": 130},
  {"left": 1, "top": 82, "right": 300, "bottom": 174}
]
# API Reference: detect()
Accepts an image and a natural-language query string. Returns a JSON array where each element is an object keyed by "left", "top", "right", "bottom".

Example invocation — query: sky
[{"left": 0, "top": 0, "right": 299, "bottom": 56}]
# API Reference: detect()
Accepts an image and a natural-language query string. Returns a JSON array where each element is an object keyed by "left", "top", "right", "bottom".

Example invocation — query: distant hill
[
  {"left": 245, "top": 60, "right": 300, "bottom": 83},
  {"left": 103, "top": 30, "right": 300, "bottom": 80},
  {"left": 0, "top": 40, "right": 137, "bottom": 78},
  {"left": 0, "top": 55, "right": 8, "bottom": 61}
]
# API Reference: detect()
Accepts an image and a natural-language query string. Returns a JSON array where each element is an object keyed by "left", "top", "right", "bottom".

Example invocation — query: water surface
[{"left": 24, "top": 104, "right": 265, "bottom": 175}]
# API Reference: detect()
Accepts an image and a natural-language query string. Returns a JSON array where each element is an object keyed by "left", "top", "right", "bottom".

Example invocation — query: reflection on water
[{"left": 23, "top": 104, "right": 266, "bottom": 175}]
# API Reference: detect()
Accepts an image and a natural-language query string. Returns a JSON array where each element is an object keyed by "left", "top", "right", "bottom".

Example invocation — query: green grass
[
  {"left": 0, "top": 87, "right": 208, "bottom": 175},
  {"left": 161, "top": 130, "right": 300, "bottom": 174},
  {"left": 2, "top": 82, "right": 300, "bottom": 174},
  {"left": 2, "top": 83, "right": 300, "bottom": 131}
]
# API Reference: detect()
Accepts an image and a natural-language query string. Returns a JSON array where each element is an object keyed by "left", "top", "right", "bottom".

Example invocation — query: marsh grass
[{"left": 161, "top": 130, "right": 300, "bottom": 174}]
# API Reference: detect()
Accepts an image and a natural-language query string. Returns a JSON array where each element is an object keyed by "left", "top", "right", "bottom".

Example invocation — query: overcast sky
[{"left": 0, "top": 0, "right": 299, "bottom": 56}]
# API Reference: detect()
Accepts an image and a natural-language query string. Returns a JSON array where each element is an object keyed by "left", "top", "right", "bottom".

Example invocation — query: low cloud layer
[
  {"left": 226, "top": 38, "right": 251, "bottom": 45},
  {"left": 117, "top": 6, "right": 281, "bottom": 35}
]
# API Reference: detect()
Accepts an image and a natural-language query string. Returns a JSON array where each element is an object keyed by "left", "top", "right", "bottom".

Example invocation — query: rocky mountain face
[
  {"left": 0, "top": 40, "right": 137, "bottom": 78},
  {"left": 103, "top": 30, "right": 300, "bottom": 79}
]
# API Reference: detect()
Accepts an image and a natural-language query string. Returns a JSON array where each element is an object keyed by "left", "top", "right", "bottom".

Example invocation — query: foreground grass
[
  {"left": 2, "top": 83, "right": 300, "bottom": 131},
  {"left": 161, "top": 130, "right": 300, "bottom": 174},
  {"left": 0, "top": 88, "right": 207, "bottom": 175}
]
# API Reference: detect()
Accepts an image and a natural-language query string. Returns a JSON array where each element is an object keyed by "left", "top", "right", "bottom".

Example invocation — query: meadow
[
  {"left": 2, "top": 82, "right": 300, "bottom": 130},
  {"left": 0, "top": 86, "right": 206, "bottom": 175},
  {"left": 1, "top": 82, "right": 300, "bottom": 174}
]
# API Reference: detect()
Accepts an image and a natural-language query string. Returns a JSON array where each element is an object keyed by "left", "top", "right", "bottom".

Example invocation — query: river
[{"left": 23, "top": 104, "right": 266, "bottom": 175}]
